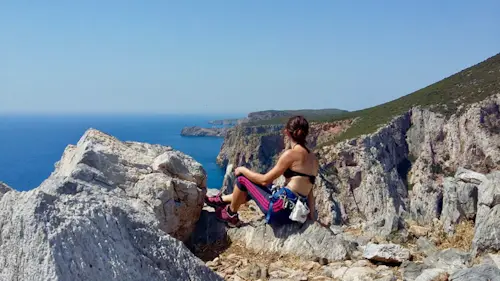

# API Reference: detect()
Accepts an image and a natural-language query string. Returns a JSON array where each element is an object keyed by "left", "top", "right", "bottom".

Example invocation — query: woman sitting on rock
[{"left": 205, "top": 115, "right": 318, "bottom": 227}]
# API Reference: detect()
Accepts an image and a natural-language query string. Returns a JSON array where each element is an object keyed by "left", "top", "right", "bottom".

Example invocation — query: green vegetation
[
  {"left": 251, "top": 53, "right": 500, "bottom": 145},
  {"left": 328, "top": 52, "right": 500, "bottom": 144}
]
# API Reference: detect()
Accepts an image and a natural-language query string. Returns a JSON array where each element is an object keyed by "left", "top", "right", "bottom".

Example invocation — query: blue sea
[{"left": 0, "top": 114, "right": 234, "bottom": 191}]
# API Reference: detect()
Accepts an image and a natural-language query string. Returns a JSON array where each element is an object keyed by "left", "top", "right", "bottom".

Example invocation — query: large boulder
[
  {"left": 441, "top": 169, "right": 481, "bottom": 234},
  {"left": 423, "top": 248, "right": 470, "bottom": 274},
  {"left": 450, "top": 264, "right": 500, "bottom": 281},
  {"left": 190, "top": 205, "right": 352, "bottom": 262},
  {"left": 227, "top": 220, "right": 351, "bottom": 261},
  {"left": 472, "top": 171, "right": 500, "bottom": 256},
  {"left": 0, "top": 129, "right": 220, "bottom": 281}
]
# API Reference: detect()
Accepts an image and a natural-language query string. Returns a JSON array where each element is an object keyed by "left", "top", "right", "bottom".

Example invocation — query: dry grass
[{"left": 432, "top": 220, "right": 475, "bottom": 251}]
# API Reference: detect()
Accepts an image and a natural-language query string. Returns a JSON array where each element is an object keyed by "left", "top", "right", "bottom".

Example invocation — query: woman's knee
[{"left": 235, "top": 176, "right": 249, "bottom": 192}]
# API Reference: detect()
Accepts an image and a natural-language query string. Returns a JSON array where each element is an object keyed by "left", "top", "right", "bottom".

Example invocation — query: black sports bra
[{"left": 284, "top": 168, "right": 316, "bottom": 184}]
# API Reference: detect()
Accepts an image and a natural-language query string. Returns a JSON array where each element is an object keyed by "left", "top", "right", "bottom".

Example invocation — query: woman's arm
[
  {"left": 307, "top": 188, "right": 316, "bottom": 220},
  {"left": 236, "top": 150, "right": 294, "bottom": 186}
]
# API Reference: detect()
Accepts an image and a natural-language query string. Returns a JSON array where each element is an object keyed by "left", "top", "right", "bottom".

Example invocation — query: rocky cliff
[
  {"left": 0, "top": 129, "right": 221, "bottom": 281},
  {"left": 217, "top": 53, "right": 500, "bottom": 238},
  {"left": 216, "top": 120, "right": 353, "bottom": 173},
  {"left": 181, "top": 126, "right": 228, "bottom": 137}
]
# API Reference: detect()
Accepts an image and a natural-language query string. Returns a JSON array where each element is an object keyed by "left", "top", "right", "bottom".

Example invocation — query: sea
[{"left": 0, "top": 114, "right": 236, "bottom": 191}]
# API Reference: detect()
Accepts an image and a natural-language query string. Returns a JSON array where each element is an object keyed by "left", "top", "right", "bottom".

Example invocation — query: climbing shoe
[
  {"left": 205, "top": 194, "right": 227, "bottom": 208},
  {"left": 215, "top": 205, "right": 240, "bottom": 227}
]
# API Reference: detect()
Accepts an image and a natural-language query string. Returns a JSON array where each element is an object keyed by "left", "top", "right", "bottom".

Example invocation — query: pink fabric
[{"left": 237, "top": 176, "right": 271, "bottom": 212}]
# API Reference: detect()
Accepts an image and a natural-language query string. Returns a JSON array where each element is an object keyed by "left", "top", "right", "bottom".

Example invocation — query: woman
[{"left": 205, "top": 115, "right": 318, "bottom": 227}]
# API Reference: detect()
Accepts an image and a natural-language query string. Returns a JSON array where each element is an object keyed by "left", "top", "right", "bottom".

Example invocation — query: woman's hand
[{"left": 234, "top": 166, "right": 247, "bottom": 176}]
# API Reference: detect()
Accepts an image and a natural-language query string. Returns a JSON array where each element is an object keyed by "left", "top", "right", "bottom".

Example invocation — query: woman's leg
[
  {"left": 233, "top": 176, "right": 272, "bottom": 214},
  {"left": 229, "top": 183, "right": 248, "bottom": 212}
]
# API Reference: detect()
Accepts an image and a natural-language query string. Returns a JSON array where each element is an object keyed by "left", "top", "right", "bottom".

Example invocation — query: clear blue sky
[{"left": 1, "top": 1, "right": 499, "bottom": 115}]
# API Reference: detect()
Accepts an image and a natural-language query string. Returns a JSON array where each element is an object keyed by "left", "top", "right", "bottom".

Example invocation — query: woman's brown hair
[{"left": 285, "top": 115, "right": 309, "bottom": 148}]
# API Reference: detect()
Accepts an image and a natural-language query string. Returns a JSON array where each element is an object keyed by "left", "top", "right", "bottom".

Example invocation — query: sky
[{"left": 1, "top": 1, "right": 499, "bottom": 115}]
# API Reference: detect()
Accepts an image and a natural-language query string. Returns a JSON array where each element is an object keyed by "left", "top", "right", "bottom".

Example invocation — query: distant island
[
  {"left": 181, "top": 126, "right": 228, "bottom": 137},
  {"left": 181, "top": 108, "right": 347, "bottom": 137},
  {"left": 210, "top": 108, "right": 348, "bottom": 126},
  {"left": 208, "top": 119, "right": 240, "bottom": 126}
]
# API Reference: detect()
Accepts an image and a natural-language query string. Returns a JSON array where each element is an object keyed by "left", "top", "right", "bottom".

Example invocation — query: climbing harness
[{"left": 265, "top": 187, "right": 309, "bottom": 224}]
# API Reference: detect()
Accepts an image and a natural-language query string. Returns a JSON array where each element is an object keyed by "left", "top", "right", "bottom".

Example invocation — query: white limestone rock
[
  {"left": 0, "top": 129, "right": 219, "bottom": 281},
  {"left": 227, "top": 220, "right": 351, "bottom": 261},
  {"left": 472, "top": 171, "right": 500, "bottom": 256}
]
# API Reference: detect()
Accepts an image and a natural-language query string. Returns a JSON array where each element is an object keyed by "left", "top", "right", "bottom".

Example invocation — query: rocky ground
[
  {"left": 193, "top": 201, "right": 499, "bottom": 281},
  {"left": 188, "top": 165, "right": 500, "bottom": 281}
]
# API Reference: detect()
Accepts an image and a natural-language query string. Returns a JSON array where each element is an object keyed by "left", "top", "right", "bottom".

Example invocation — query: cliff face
[
  {"left": 216, "top": 120, "right": 353, "bottom": 173},
  {"left": 0, "top": 129, "right": 221, "bottom": 281},
  {"left": 218, "top": 94, "right": 500, "bottom": 236},
  {"left": 216, "top": 125, "right": 285, "bottom": 172},
  {"left": 323, "top": 94, "right": 500, "bottom": 234}
]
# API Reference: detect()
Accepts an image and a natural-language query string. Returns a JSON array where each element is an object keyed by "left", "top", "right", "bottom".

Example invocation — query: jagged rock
[
  {"left": 316, "top": 114, "right": 412, "bottom": 236},
  {"left": 472, "top": 171, "right": 500, "bottom": 256},
  {"left": 449, "top": 264, "right": 500, "bottom": 281},
  {"left": 152, "top": 150, "right": 207, "bottom": 188},
  {"left": 415, "top": 269, "right": 448, "bottom": 281},
  {"left": 221, "top": 164, "right": 235, "bottom": 193},
  {"left": 423, "top": 248, "right": 470, "bottom": 274},
  {"left": 400, "top": 261, "right": 430, "bottom": 281},
  {"left": 362, "top": 243, "right": 410, "bottom": 264},
  {"left": 408, "top": 95, "right": 500, "bottom": 224},
  {"left": 441, "top": 174, "right": 478, "bottom": 234},
  {"left": 0, "top": 182, "right": 13, "bottom": 198},
  {"left": 0, "top": 129, "right": 219, "bottom": 281},
  {"left": 228, "top": 220, "right": 351, "bottom": 261},
  {"left": 454, "top": 167, "right": 488, "bottom": 185}
]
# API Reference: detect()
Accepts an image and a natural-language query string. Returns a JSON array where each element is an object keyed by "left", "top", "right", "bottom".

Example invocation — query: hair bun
[{"left": 286, "top": 115, "right": 309, "bottom": 145}]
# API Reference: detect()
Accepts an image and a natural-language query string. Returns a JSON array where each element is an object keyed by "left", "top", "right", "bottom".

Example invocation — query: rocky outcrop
[
  {"left": 181, "top": 126, "right": 228, "bottom": 137},
  {"left": 227, "top": 220, "right": 351, "bottom": 262},
  {"left": 189, "top": 205, "right": 352, "bottom": 262},
  {"left": 441, "top": 168, "right": 484, "bottom": 234},
  {"left": 312, "top": 94, "right": 500, "bottom": 236},
  {"left": 0, "top": 129, "right": 221, "bottom": 281},
  {"left": 317, "top": 114, "right": 412, "bottom": 235},
  {"left": 406, "top": 95, "right": 500, "bottom": 224},
  {"left": 423, "top": 248, "right": 470, "bottom": 274},
  {"left": 472, "top": 171, "right": 500, "bottom": 256}
]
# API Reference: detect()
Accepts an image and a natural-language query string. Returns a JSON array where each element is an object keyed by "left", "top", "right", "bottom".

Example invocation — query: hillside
[
  {"left": 326, "top": 52, "right": 500, "bottom": 144},
  {"left": 250, "top": 52, "right": 500, "bottom": 144}
]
